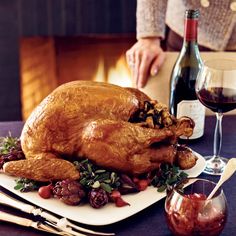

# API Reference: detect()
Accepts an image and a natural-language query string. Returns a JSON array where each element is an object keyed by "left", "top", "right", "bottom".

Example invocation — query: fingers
[
  {"left": 150, "top": 50, "right": 166, "bottom": 77},
  {"left": 126, "top": 48, "right": 135, "bottom": 71},
  {"left": 134, "top": 50, "right": 141, "bottom": 88},
  {"left": 126, "top": 38, "right": 164, "bottom": 89},
  {"left": 126, "top": 47, "right": 153, "bottom": 89},
  {"left": 137, "top": 53, "right": 153, "bottom": 88}
]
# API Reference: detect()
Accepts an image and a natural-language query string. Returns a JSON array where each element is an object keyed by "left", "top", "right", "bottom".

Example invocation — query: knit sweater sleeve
[{"left": 136, "top": 0, "right": 168, "bottom": 39}]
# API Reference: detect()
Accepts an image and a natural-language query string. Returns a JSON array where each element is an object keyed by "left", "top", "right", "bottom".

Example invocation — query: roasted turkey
[{"left": 3, "top": 81, "right": 197, "bottom": 181}]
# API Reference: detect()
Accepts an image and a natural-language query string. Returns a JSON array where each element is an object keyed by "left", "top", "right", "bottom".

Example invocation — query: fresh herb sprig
[
  {"left": 150, "top": 164, "right": 188, "bottom": 192},
  {"left": 74, "top": 159, "right": 120, "bottom": 193},
  {"left": 0, "top": 134, "right": 25, "bottom": 169},
  {"left": 14, "top": 178, "right": 42, "bottom": 192},
  {"left": 0, "top": 134, "right": 20, "bottom": 155}
]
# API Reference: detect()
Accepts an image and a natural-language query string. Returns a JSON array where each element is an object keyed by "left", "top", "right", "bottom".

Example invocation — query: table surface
[{"left": 0, "top": 115, "right": 236, "bottom": 236}]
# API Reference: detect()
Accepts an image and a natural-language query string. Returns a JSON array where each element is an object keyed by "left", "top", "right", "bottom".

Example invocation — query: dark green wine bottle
[{"left": 169, "top": 9, "right": 205, "bottom": 140}]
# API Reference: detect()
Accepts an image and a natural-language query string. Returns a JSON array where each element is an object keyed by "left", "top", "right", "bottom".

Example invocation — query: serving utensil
[
  {"left": 0, "top": 189, "right": 115, "bottom": 236},
  {"left": 0, "top": 210, "right": 73, "bottom": 235},
  {"left": 207, "top": 158, "right": 236, "bottom": 200}
]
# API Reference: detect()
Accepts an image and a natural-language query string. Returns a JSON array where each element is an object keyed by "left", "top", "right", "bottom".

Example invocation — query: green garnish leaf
[
  {"left": 157, "top": 185, "right": 167, "bottom": 192},
  {"left": 150, "top": 163, "right": 188, "bottom": 193},
  {"left": 14, "top": 183, "right": 24, "bottom": 190},
  {"left": 74, "top": 159, "right": 121, "bottom": 193},
  {"left": 14, "top": 178, "right": 41, "bottom": 192},
  {"left": 100, "top": 183, "right": 112, "bottom": 193},
  {"left": 95, "top": 169, "right": 106, "bottom": 174},
  {"left": 87, "top": 163, "right": 92, "bottom": 174},
  {"left": 92, "top": 181, "right": 100, "bottom": 188},
  {"left": 0, "top": 134, "right": 20, "bottom": 155},
  {"left": 179, "top": 172, "right": 188, "bottom": 178}
]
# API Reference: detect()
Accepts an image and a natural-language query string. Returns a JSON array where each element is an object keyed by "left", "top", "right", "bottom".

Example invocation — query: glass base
[{"left": 203, "top": 156, "right": 228, "bottom": 175}]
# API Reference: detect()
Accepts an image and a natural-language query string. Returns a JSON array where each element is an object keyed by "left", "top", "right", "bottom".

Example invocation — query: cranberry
[
  {"left": 110, "top": 190, "right": 121, "bottom": 200},
  {"left": 137, "top": 179, "right": 149, "bottom": 191},
  {"left": 38, "top": 184, "right": 53, "bottom": 199},
  {"left": 115, "top": 197, "right": 130, "bottom": 207}
]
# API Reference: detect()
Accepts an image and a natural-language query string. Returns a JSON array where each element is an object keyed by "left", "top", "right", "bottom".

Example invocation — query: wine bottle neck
[
  {"left": 180, "top": 40, "right": 202, "bottom": 62},
  {"left": 184, "top": 18, "right": 198, "bottom": 43},
  {"left": 183, "top": 41, "right": 199, "bottom": 51}
]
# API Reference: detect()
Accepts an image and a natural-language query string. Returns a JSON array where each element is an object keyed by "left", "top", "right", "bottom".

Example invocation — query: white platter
[{"left": 0, "top": 152, "right": 206, "bottom": 226}]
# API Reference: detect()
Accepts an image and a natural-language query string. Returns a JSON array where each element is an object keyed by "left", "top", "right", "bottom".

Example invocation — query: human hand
[{"left": 126, "top": 37, "right": 165, "bottom": 88}]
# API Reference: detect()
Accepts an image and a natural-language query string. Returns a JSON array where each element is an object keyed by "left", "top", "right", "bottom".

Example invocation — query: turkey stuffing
[{"left": 3, "top": 81, "right": 197, "bottom": 181}]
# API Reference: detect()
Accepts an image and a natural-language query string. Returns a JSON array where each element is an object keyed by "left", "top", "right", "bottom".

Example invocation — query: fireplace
[
  {"left": 20, "top": 35, "right": 136, "bottom": 120},
  {"left": 0, "top": 0, "right": 136, "bottom": 121}
]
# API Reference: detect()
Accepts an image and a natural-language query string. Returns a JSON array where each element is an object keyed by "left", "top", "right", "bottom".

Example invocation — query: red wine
[
  {"left": 197, "top": 87, "right": 236, "bottom": 113},
  {"left": 169, "top": 9, "right": 205, "bottom": 140}
]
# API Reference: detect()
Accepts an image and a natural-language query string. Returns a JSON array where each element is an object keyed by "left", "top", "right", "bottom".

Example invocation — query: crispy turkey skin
[{"left": 3, "top": 81, "right": 196, "bottom": 181}]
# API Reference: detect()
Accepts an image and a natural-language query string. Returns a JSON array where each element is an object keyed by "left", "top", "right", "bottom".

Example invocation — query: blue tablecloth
[{"left": 0, "top": 115, "right": 236, "bottom": 236}]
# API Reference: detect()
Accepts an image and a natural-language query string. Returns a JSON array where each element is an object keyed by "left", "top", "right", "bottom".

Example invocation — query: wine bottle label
[{"left": 177, "top": 100, "right": 205, "bottom": 139}]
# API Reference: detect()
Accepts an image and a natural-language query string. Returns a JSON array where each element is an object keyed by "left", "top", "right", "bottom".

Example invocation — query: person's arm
[
  {"left": 126, "top": 0, "right": 168, "bottom": 88},
  {"left": 136, "top": 0, "right": 167, "bottom": 40}
]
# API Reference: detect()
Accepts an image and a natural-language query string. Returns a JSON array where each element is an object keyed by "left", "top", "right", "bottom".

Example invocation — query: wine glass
[
  {"left": 165, "top": 178, "right": 228, "bottom": 236},
  {"left": 195, "top": 58, "right": 236, "bottom": 175}
]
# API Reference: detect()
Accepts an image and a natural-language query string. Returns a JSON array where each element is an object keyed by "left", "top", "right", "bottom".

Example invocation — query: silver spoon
[{"left": 207, "top": 158, "right": 236, "bottom": 200}]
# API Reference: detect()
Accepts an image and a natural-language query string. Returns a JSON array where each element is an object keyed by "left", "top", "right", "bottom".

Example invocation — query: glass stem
[{"left": 213, "top": 112, "right": 223, "bottom": 160}]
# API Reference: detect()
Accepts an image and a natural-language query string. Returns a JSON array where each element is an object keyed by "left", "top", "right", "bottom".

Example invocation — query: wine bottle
[{"left": 169, "top": 9, "right": 205, "bottom": 140}]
